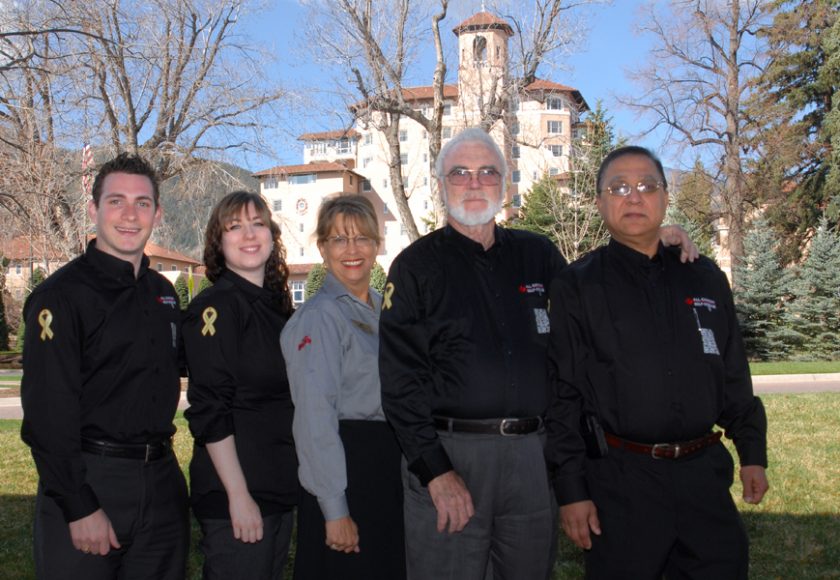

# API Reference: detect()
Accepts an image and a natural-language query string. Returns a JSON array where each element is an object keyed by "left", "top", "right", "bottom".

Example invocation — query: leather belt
[
  {"left": 604, "top": 431, "right": 722, "bottom": 460},
  {"left": 81, "top": 437, "right": 173, "bottom": 463},
  {"left": 434, "top": 416, "right": 542, "bottom": 436}
]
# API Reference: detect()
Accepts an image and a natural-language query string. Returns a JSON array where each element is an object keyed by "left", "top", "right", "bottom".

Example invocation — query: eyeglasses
[
  {"left": 326, "top": 235, "right": 376, "bottom": 249},
  {"left": 601, "top": 179, "right": 664, "bottom": 197},
  {"left": 446, "top": 168, "right": 502, "bottom": 186}
]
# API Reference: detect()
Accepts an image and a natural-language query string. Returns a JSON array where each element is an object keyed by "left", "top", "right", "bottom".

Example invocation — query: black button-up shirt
[
  {"left": 184, "top": 270, "right": 298, "bottom": 519},
  {"left": 21, "top": 240, "right": 182, "bottom": 522},
  {"left": 545, "top": 239, "right": 768, "bottom": 505},
  {"left": 380, "top": 225, "right": 566, "bottom": 484}
]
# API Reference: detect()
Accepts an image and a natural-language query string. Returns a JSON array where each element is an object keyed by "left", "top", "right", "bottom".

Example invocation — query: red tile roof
[
  {"left": 0, "top": 236, "right": 71, "bottom": 261},
  {"left": 401, "top": 84, "right": 460, "bottom": 101},
  {"left": 453, "top": 12, "right": 514, "bottom": 36},
  {"left": 145, "top": 242, "right": 201, "bottom": 265},
  {"left": 253, "top": 161, "right": 361, "bottom": 178},
  {"left": 289, "top": 263, "right": 317, "bottom": 276},
  {"left": 298, "top": 129, "right": 360, "bottom": 141},
  {"left": 523, "top": 79, "right": 589, "bottom": 110}
]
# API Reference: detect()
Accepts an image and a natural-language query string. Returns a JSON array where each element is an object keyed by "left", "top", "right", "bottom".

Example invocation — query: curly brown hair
[{"left": 203, "top": 191, "right": 292, "bottom": 315}]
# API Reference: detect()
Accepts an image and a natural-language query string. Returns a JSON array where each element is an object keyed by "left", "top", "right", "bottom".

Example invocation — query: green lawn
[
  {"left": 749, "top": 360, "right": 840, "bottom": 375},
  {"left": 2, "top": 395, "right": 839, "bottom": 579}
]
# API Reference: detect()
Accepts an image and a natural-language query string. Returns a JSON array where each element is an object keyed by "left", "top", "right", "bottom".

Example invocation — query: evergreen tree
[
  {"left": 785, "top": 217, "right": 840, "bottom": 359},
  {"left": 733, "top": 219, "right": 793, "bottom": 360},
  {"left": 29, "top": 267, "right": 47, "bottom": 292},
  {"left": 370, "top": 263, "right": 387, "bottom": 294},
  {"left": 174, "top": 274, "right": 190, "bottom": 310},
  {"left": 754, "top": 1, "right": 840, "bottom": 257},
  {"left": 304, "top": 264, "right": 327, "bottom": 299},
  {"left": 669, "top": 158, "right": 716, "bottom": 257},
  {"left": 197, "top": 276, "right": 213, "bottom": 296},
  {"left": 0, "top": 293, "right": 9, "bottom": 351}
]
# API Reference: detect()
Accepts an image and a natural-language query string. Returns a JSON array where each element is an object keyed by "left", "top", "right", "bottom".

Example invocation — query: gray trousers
[
  {"left": 197, "top": 510, "right": 294, "bottom": 580},
  {"left": 403, "top": 429, "right": 557, "bottom": 580}
]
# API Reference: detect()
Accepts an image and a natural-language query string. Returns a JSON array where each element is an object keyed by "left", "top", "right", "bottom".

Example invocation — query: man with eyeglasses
[
  {"left": 379, "top": 130, "right": 697, "bottom": 578},
  {"left": 545, "top": 146, "right": 768, "bottom": 579}
]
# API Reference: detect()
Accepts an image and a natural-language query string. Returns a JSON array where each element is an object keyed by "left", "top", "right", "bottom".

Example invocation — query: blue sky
[{"left": 240, "top": 1, "right": 673, "bottom": 171}]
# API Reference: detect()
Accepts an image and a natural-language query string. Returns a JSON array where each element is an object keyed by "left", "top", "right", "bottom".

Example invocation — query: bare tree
[{"left": 619, "top": 0, "right": 772, "bottom": 280}]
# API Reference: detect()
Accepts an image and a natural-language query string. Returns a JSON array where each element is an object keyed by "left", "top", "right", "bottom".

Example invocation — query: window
[
  {"left": 336, "top": 139, "right": 351, "bottom": 154},
  {"left": 289, "top": 173, "right": 316, "bottom": 185},
  {"left": 362, "top": 157, "right": 372, "bottom": 168},
  {"left": 549, "top": 167, "right": 561, "bottom": 177},
  {"left": 510, "top": 123, "right": 520, "bottom": 135},
  {"left": 399, "top": 130, "right": 408, "bottom": 142},
  {"left": 349, "top": 175, "right": 354, "bottom": 185},
  {"left": 364, "top": 133, "right": 373, "bottom": 145},
  {"left": 263, "top": 177, "right": 278, "bottom": 189},
  {"left": 548, "top": 144, "right": 563, "bottom": 157},
  {"left": 156, "top": 263, "right": 163, "bottom": 271},
  {"left": 422, "top": 130, "right": 428, "bottom": 139},
  {"left": 382, "top": 179, "right": 388, "bottom": 189},
  {"left": 400, "top": 223, "right": 407, "bottom": 235},
  {"left": 473, "top": 36, "right": 487, "bottom": 62},
  {"left": 400, "top": 153, "right": 408, "bottom": 166},
  {"left": 311, "top": 142, "right": 326, "bottom": 155},
  {"left": 547, "top": 120, "right": 563, "bottom": 134},
  {"left": 508, "top": 96, "right": 519, "bottom": 112},
  {"left": 512, "top": 146, "right": 520, "bottom": 159},
  {"left": 273, "top": 199, "right": 282, "bottom": 212},
  {"left": 171, "top": 265, "right": 177, "bottom": 271},
  {"left": 423, "top": 176, "right": 428, "bottom": 186},
  {"left": 184, "top": 266, "right": 189, "bottom": 273},
  {"left": 362, "top": 179, "right": 372, "bottom": 192},
  {"left": 15, "top": 263, "right": 21, "bottom": 275},
  {"left": 299, "top": 247, "right": 304, "bottom": 257},
  {"left": 546, "top": 97, "right": 564, "bottom": 110},
  {"left": 443, "top": 104, "right": 452, "bottom": 116},
  {"left": 442, "top": 127, "right": 452, "bottom": 139},
  {"left": 423, "top": 200, "right": 429, "bottom": 210},
  {"left": 423, "top": 153, "right": 428, "bottom": 163},
  {"left": 512, "top": 194, "right": 522, "bottom": 208},
  {"left": 383, "top": 204, "right": 390, "bottom": 215},
  {"left": 299, "top": 223, "right": 304, "bottom": 233},
  {"left": 512, "top": 170, "right": 521, "bottom": 183},
  {"left": 291, "top": 281, "right": 305, "bottom": 306}
]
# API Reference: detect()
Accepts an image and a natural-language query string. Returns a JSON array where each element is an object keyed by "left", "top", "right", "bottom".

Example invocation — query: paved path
[{"left": 1, "top": 374, "right": 838, "bottom": 420}]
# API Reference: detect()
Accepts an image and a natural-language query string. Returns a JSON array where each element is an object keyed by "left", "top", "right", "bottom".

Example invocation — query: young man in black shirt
[
  {"left": 21, "top": 153, "right": 189, "bottom": 579},
  {"left": 546, "top": 146, "right": 769, "bottom": 579}
]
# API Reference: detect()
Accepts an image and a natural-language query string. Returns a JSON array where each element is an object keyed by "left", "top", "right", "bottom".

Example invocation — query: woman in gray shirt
[{"left": 281, "top": 194, "right": 405, "bottom": 580}]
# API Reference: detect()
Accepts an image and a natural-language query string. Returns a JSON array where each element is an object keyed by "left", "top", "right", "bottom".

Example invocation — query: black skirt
[{"left": 294, "top": 419, "right": 406, "bottom": 580}]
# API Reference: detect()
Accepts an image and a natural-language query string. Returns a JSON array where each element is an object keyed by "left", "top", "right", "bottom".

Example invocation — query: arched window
[{"left": 473, "top": 36, "right": 487, "bottom": 63}]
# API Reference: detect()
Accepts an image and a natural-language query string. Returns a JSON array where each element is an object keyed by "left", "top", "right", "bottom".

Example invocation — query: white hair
[{"left": 435, "top": 127, "right": 508, "bottom": 200}]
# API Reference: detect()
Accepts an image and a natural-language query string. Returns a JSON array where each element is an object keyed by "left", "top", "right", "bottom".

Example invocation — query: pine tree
[
  {"left": 174, "top": 274, "right": 190, "bottom": 310},
  {"left": 785, "top": 217, "right": 840, "bottom": 359},
  {"left": 304, "top": 264, "right": 327, "bottom": 299},
  {"left": 370, "top": 263, "right": 387, "bottom": 294},
  {"left": 733, "top": 219, "right": 792, "bottom": 360},
  {"left": 197, "top": 276, "right": 213, "bottom": 296}
]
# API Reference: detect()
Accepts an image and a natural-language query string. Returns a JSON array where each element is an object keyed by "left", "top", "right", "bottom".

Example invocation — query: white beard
[{"left": 446, "top": 193, "right": 503, "bottom": 227}]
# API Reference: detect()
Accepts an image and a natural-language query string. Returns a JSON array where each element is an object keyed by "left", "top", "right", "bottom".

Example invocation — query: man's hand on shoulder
[
  {"left": 740, "top": 465, "right": 769, "bottom": 504},
  {"left": 69, "top": 508, "right": 121, "bottom": 556},
  {"left": 427, "top": 470, "right": 475, "bottom": 533},
  {"left": 560, "top": 500, "right": 601, "bottom": 550},
  {"left": 659, "top": 224, "right": 700, "bottom": 263}
]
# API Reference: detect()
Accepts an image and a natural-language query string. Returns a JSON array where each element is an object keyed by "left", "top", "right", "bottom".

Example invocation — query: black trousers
[
  {"left": 584, "top": 442, "right": 749, "bottom": 580},
  {"left": 293, "top": 420, "right": 405, "bottom": 580},
  {"left": 33, "top": 451, "right": 189, "bottom": 580},
  {"left": 197, "top": 509, "right": 294, "bottom": 580}
]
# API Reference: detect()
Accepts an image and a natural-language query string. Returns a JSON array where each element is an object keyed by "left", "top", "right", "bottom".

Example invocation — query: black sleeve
[{"left": 379, "top": 253, "right": 453, "bottom": 485}]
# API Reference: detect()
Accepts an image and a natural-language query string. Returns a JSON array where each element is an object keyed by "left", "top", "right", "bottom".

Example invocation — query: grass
[
  {"left": 749, "top": 360, "right": 840, "bottom": 375},
  {"left": 2, "top": 396, "right": 839, "bottom": 579}
]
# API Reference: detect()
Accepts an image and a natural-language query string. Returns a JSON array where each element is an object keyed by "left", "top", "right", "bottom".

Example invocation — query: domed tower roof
[{"left": 452, "top": 11, "right": 514, "bottom": 37}]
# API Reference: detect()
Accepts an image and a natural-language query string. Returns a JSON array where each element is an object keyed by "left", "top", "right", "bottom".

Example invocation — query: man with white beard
[{"left": 379, "top": 127, "right": 565, "bottom": 578}]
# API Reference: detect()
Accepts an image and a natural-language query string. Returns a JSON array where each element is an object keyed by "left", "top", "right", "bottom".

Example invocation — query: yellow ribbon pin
[
  {"left": 201, "top": 307, "right": 218, "bottom": 336},
  {"left": 383, "top": 282, "right": 395, "bottom": 310},
  {"left": 38, "top": 309, "right": 54, "bottom": 341}
]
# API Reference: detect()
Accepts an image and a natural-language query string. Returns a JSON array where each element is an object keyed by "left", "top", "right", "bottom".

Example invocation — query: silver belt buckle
[
  {"left": 651, "top": 443, "right": 667, "bottom": 459},
  {"left": 500, "top": 418, "right": 515, "bottom": 436}
]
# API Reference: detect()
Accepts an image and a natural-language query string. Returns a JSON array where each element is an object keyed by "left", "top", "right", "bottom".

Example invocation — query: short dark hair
[
  {"left": 203, "top": 190, "right": 293, "bottom": 315},
  {"left": 596, "top": 146, "right": 668, "bottom": 195},
  {"left": 91, "top": 152, "right": 160, "bottom": 206}
]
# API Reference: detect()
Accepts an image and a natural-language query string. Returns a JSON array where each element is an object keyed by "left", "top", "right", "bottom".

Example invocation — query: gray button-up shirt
[{"left": 280, "top": 272, "right": 385, "bottom": 521}]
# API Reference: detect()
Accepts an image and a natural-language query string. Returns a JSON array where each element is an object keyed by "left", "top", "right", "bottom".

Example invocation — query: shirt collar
[
  {"left": 86, "top": 239, "right": 149, "bottom": 284},
  {"left": 608, "top": 237, "right": 665, "bottom": 268},
  {"left": 220, "top": 269, "right": 273, "bottom": 303},
  {"left": 322, "top": 271, "right": 381, "bottom": 312},
  {"left": 443, "top": 223, "right": 506, "bottom": 254}
]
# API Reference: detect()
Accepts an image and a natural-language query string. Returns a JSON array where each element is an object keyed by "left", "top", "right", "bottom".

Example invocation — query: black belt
[
  {"left": 604, "top": 431, "right": 722, "bottom": 460},
  {"left": 434, "top": 416, "right": 543, "bottom": 436},
  {"left": 81, "top": 438, "right": 173, "bottom": 463}
]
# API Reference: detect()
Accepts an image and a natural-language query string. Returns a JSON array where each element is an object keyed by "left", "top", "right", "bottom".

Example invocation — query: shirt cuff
[
  {"left": 552, "top": 473, "right": 590, "bottom": 506},
  {"left": 56, "top": 483, "right": 100, "bottom": 523},
  {"left": 409, "top": 445, "right": 454, "bottom": 486},
  {"left": 318, "top": 493, "right": 350, "bottom": 522}
]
